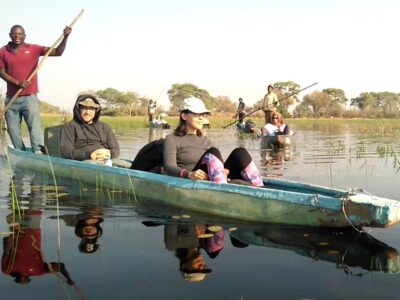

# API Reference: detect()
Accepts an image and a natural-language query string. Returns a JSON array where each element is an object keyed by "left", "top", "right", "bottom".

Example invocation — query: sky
[{"left": 1, "top": 0, "right": 399, "bottom": 111}]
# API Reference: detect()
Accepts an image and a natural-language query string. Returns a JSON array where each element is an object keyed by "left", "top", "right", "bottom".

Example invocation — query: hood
[{"left": 73, "top": 94, "right": 101, "bottom": 124}]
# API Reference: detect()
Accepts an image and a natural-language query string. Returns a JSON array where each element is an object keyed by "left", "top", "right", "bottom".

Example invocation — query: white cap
[{"left": 180, "top": 97, "right": 211, "bottom": 114}]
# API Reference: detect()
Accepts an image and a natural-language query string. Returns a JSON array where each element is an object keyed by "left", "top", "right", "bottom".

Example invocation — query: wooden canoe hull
[{"left": 6, "top": 146, "right": 400, "bottom": 228}]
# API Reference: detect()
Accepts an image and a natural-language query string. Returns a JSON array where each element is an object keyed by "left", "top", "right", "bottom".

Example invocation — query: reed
[{"left": 0, "top": 141, "right": 22, "bottom": 221}]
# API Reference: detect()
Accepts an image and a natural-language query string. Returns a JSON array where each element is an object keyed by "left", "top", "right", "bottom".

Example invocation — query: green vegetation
[
  {"left": 40, "top": 114, "right": 400, "bottom": 132},
  {"left": 87, "top": 82, "right": 400, "bottom": 119},
  {"left": 2, "top": 80, "right": 400, "bottom": 119}
]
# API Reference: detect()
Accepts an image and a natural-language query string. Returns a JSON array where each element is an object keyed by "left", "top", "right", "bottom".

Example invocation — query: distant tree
[
  {"left": 39, "top": 100, "right": 62, "bottom": 114},
  {"left": 292, "top": 102, "right": 314, "bottom": 118},
  {"left": 322, "top": 88, "right": 348, "bottom": 105},
  {"left": 351, "top": 92, "right": 400, "bottom": 118},
  {"left": 167, "top": 83, "right": 216, "bottom": 115},
  {"left": 214, "top": 96, "right": 236, "bottom": 114},
  {"left": 96, "top": 88, "right": 124, "bottom": 110},
  {"left": 301, "top": 91, "right": 332, "bottom": 117},
  {"left": 119, "top": 91, "right": 140, "bottom": 116},
  {"left": 95, "top": 88, "right": 142, "bottom": 116},
  {"left": 274, "top": 81, "right": 301, "bottom": 105}
]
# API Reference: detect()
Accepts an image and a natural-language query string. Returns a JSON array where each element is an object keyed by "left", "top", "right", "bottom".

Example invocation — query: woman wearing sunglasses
[{"left": 261, "top": 111, "right": 293, "bottom": 136}]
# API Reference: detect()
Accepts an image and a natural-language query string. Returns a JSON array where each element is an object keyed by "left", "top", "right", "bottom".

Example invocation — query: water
[{"left": 0, "top": 123, "right": 400, "bottom": 300}]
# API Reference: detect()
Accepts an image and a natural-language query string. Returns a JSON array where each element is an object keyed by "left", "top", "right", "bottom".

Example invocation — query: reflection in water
[
  {"left": 142, "top": 216, "right": 400, "bottom": 282},
  {"left": 144, "top": 221, "right": 224, "bottom": 282},
  {"left": 148, "top": 127, "right": 169, "bottom": 143},
  {"left": 231, "top": 225, "right": 400, "bottom": 275},
  {"left": 260, "top": 147, "right": 292, "bottom": 177},
  {"left": 56, "top": 207, "right": 104, "bottom": 254},
  {"left": 1, "top": 163, "right": 399, "bottom": 299},
  {"left": 1, "top": 173, "right": 75, "bottom": 286}
]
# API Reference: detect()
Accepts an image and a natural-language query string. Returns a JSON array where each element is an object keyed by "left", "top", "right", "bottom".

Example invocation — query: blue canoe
[{"left": 5, "top": 146, "right": 400, "bottom": 228}]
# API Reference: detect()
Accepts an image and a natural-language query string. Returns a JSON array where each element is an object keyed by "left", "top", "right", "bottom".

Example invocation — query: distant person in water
[
  {"left": 237, "top": 98, "right": 245, "bottom": 116},
  {"left": 262, "top": 111, "right": 293, "bottom": 136},
  {"left": 148, "top": 99, "right": 157, "bottom": 123},
  {"left": 263, "top": 84, "right": 279, "bottom": 124},
  {"left": 60, "top": 94, "right": 120, "bottom": 163},
  {"left": 163, "top": 97, "right": 263, "bottom": 186},
  {"left": 236, "top": 112, "right": 246, "bottom": 130}
]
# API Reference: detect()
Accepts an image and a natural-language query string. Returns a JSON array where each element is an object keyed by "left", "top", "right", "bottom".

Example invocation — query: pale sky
[{"left": 1, "top": 0, "right": 399, "bottom": 111}]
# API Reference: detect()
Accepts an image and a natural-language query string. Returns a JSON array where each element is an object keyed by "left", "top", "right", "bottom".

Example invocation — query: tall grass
[{"left": 40, "top": 114, "right": 400, "bottom": 131}]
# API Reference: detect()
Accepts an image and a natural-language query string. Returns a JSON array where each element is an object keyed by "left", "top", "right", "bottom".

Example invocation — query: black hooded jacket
[{"left": 60, "top": 95, "right": 120, "bottom": 161}]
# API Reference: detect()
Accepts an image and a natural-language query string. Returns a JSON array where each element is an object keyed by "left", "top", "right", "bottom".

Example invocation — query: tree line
[{"left": 17, "top": 82, "right": 399, "bottom": 118}]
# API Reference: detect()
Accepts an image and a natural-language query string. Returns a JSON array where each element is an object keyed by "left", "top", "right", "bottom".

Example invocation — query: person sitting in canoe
[
  {"left": 60, "top": 94, "right": 120, "bottom": 164},
  {"left": 163, "top": 97, "right": 264, "bottom": 186},
  {"left": 261, "top": 111, "right": 293, "bottom": 136},
  {"left": 236, "top": 112, "right": 246, "bottom": 130}
]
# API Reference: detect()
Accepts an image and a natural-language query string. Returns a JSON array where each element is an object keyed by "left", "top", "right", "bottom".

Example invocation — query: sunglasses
[
  {"left": 272, "top": 116, "right": 279, "bottom": 119},
  {"left": 80, "top": 106, "right": 97, "bottom": 112},
  {"left": 189, "top": 112, "right": 208, "bottom": 118}
]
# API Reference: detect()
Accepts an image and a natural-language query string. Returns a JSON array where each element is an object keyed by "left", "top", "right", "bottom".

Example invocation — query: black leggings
[{"left": 193, "top": 147, "right": 253, "bottom": 180}]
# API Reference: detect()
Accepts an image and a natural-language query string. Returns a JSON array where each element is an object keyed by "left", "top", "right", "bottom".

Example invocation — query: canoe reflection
[{"left": 231, "top": 225, "right": 400, "bottom": 275}]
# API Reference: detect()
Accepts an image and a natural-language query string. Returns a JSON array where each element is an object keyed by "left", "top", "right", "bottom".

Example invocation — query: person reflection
[
  {"left": 58, "top": 207, "right": 104, "bottom": 254},
  {"left": 261, "top": 148, "right": 291, "bottom": 166},
  {"left": 164, "top": 223, "right": 225, "bottom": 282},
  {"left": 199, "top": 226, "right": 225, "bottom": 259},
  {"left": 1, "top": 174, "right": 74, "bottom": 285}
]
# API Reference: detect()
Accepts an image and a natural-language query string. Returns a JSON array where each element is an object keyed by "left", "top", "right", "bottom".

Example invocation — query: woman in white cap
[{"left": 163, "top": 97, "right": 263, "bottom": 186}]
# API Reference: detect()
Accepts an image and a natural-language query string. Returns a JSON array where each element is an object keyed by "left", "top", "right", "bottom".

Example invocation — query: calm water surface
[{"left": 0, "top": 123, "right": 400, "bottom": 300}]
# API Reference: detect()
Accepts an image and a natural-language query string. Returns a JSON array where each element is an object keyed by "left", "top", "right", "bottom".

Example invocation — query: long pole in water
[
  {"left": 0, "top": 9, "right": 85, "bottom": 118},
  {"left": 222, "top": 82, "right": 318, "bottom": 129}
]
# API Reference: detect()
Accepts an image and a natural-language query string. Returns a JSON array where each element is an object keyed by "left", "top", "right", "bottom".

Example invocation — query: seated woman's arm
[
  {"left": 281, "top": 124, "right": 294, "bottom": 135},
  {"left": 163, "top": 135, "right": 185, "bottom": 177},
  {"left": 263, "top": 123, "right": 276, "bottom": 136}
]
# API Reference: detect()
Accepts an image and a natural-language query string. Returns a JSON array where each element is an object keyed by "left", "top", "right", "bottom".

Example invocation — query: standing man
[
  {"left": 148, "top": 99, "right": 156, "bottom": 123},
  {"left": 0, "top": 25, "right": 72, "bottom": 152},
  {"left": 263, "top": 84, "right": 279, "bottom": 124},
  {"left": 236, "top": 97, "right": 245, "bottom": 117}
]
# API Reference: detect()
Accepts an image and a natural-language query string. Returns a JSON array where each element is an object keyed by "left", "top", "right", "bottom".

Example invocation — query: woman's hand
[
  {"left": 188, "top": 169, "right": 209, "bottom": 181},
  {"left": 90, "top": 148, "right": 111, "bottom": 161},
  {"left": 224, "top": 169, "right": 230, "bottom": 177}
]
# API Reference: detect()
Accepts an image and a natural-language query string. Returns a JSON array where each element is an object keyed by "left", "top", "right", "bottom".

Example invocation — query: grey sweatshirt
[{"left": 163, "top": 133, "right": 212, "bottom": 178}]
